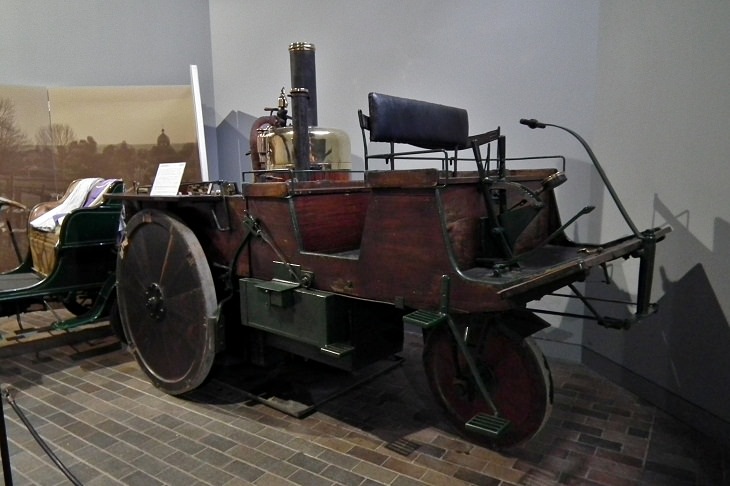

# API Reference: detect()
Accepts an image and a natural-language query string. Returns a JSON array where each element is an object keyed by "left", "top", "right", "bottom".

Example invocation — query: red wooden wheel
[{"left": 423, "top": 312, "right": 553, "bottom": 448}]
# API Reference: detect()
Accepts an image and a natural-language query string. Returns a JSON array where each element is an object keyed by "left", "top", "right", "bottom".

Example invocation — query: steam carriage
[{"left": 113, "top": 43, "right": 669, "bottom": 448}]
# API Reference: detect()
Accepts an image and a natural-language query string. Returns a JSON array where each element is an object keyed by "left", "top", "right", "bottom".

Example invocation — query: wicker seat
[{"left": 28, "top": 178, "right": 119, "bottom": 275}]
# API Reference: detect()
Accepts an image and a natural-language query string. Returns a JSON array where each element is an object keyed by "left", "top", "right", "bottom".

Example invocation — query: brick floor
[{"left": 0, "top": 312, "right": 728, "bottom": 485}]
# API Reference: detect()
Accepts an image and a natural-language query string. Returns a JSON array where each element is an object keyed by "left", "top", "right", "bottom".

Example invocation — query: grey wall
[
  {"left": 583, "top": 1, "right": 730, "bottom": 439},
  {"left": 0, "top": 0, "right": 219, "bottom": 175},
  {"left": 210, "top": 0, "right": 599, "bottom": 195}
]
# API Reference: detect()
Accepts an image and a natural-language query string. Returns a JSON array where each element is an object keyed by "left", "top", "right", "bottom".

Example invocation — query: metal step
[
  {"left": 403, "top": 309, "right": 446, "bottom": 329},
  {"left": 320, "top": 342, "right": 355, "bottom": 357},
  {"left": 465, "top": 413, "right": 511, "bottom": 438}
]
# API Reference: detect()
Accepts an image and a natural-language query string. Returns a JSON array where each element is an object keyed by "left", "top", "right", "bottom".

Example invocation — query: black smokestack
[
  {"left": 289, "top": 42, "right": 318, "bottom": 126},
  {"left": 289, "top": 87, "right": 310, "bottom": 173}
]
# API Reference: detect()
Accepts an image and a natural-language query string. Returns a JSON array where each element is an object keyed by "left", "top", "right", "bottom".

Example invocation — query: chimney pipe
[
  {"left": 289, "top": 88, "right": 311, "bottom": 175},
  {"left": 289, "top": 42, "right": 317, "bottom": 126}
]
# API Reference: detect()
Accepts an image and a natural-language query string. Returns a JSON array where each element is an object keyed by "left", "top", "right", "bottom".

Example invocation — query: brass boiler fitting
[
  {"left": 251, "top": 42, "right": 351, "bottom": 177},
  {"left": 250, "top": 89, "right": 288, "bottom": 171}
]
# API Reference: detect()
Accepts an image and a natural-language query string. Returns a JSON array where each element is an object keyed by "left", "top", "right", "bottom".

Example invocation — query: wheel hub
[
  {"left": 145, "top": 283, "right": 165, "bottom": 321},
  {"left": 453, "top": 365, "right": 497, "bottom": 400}
]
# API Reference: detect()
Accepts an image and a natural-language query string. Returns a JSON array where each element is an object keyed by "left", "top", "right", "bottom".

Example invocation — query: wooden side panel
[
  {"left": 245, "top": 197, "right": 298, "bottom": 281},
  {"left": 438, "top": 184, "right": 484, "bottom": 270},
  {"left": 355, "top": 189, "right": 457, "bottom": 309},
  {"left": 294, "top": 192, "right": 371, "bottom": 253},
  {"left": 203, "top": 197, "right": 251, "bottom": 277},
  {"left": 242, "top": 169, "right": 572, "bottom": 314}
]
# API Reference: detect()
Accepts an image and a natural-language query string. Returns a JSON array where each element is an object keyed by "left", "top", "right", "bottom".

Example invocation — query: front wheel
[{"left": 423, "top": 312, "right": 553, "bottom": 448}]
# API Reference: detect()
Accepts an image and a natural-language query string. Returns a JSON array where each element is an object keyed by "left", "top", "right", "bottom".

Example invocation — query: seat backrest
[
  {"left": 364, "top": 92, "right": 469, "bottom": 150},
  {"left": 29, "top": 178, "right": 121, "bottom": 232},
  {"left": 83, "top": 178, "right": 119, "bottom": 208},
  {"left": 27, "top": 178, "right": 121, "bottom": 275}
]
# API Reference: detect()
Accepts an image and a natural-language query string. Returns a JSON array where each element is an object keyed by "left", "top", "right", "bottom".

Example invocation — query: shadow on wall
[
  {"left": 583, "top": 195, "right": 730, "bottom": 442},
  {"left": 530, "top": 157, "right": 608, "bottom": 361},
  {"left": 216, "top": 110, "right": 258, "bottom": 184}
]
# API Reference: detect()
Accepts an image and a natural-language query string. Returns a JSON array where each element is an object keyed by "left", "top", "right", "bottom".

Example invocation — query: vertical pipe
[
  {"left": 290, "top": 88, "right": 311, "bottom": 176},
  {"left": 635, "top": 231, "right": 657, "bottom": 317},
  {"left": 289, "top": 42, "right": 317, "bottom": 127},
  {"left": 6, "top": 220, "right": 22, "bottom": 265}
]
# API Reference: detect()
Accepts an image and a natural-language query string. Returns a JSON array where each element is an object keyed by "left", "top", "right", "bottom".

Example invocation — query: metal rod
[
  {"left": 507, "top": 205, "right": 595, "bottom": 265},
  {"left": 471, "top": 139, "right": 513, "bottom": 259},
  {"left": 0, "top": 388, "right": 13, "bottom": 486},
  {"left": 2, "top": 386, "right": 81, "bottom": 486},
  {"left": 567, "top": 283, "right": 604, "bottom": 322},
  {"left": 5, "top": 220, "right": 22, "bottom": 265},
  {"left": 547, "top": 292, "right": 639, "bottom": 306},
  {"left": 547, "top": 122, "right": 641, "bottom": 237},
  {"left": 440, "top": 277, "right": 500, "bottom": 416},
  {"left": 521, "top": 119, "right": 641, "bottom": 238},
  {"left": 289, "top": 88, "right": 311, "bottom": 177},
  {"left": 635, "top": 230, "right": 657, "bottom": 316},
  {"left": 527, "top": 307, "right": 601, "bottom": 321},
  {"left": 445, "top": 316, "right": 500, "bottom": 416}
]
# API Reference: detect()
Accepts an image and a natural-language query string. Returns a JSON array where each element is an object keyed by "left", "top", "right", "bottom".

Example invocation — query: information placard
[{"left": 150, "top": 162, "right": 186, "bottom": 196}]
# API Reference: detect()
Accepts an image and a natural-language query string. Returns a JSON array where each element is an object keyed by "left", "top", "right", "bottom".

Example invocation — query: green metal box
[{"left": 240, "top": 277, "right": 349, "bottom": 347}]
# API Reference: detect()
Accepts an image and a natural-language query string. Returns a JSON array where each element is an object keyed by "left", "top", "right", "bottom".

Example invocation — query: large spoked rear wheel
[
  {"left": 117, "top": 209, "right": 218, "bottom": 395},
  {"left": 423, "top": 312, "right": 553, "bottom": 448}
]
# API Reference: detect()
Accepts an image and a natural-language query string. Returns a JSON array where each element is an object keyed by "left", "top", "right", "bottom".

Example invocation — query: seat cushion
[{"left": 30, "top": 178, "right": 102, "bottom": 232}]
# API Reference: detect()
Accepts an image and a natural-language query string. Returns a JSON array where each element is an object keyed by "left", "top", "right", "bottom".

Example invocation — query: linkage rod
[{"left": 520, "top": 118, "right": 641, "bottom": 238}]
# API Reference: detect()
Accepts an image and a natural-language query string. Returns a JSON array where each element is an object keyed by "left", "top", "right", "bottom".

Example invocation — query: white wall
[{"left": 0, "top": 0, "right": 219, "bottom": 174}]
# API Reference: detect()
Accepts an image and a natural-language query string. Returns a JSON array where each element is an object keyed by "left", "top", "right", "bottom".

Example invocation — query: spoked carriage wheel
[
  {"left": 116, "top": 209, "right": 218, "bottom": 395},
  {"left": 423, "top": 312, "right": 553, "bottom": 448}
]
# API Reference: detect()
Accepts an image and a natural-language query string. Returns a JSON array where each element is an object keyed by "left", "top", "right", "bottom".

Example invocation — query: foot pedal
[
  {"left": 465, "top": 413, "right": 511, "bottom": 438},
  {"left": 403, "top": 309, "right": 446, "bottom": 329},
  {"left": 320, "top": 343, "right": 355, "bottom": 357}
]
